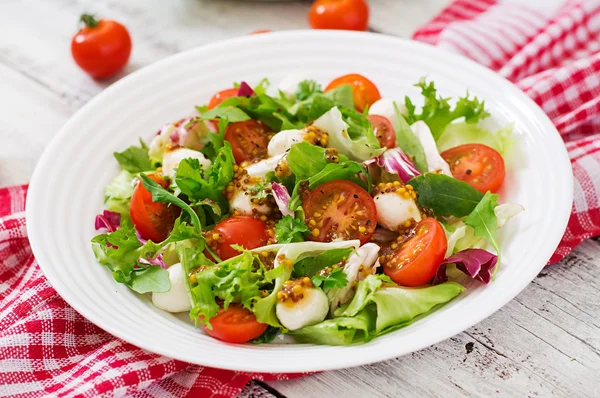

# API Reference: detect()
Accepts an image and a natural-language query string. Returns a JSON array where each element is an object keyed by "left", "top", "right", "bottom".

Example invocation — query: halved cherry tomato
[
  {"left": 203, "top": 305, "right": 268, "bottom": 344},
  {"left": 383, "top": 217, "right": 447, "bottom": 287},
  {"left": 303, "top": 180, "right": 377, "bottom": 244},
  {"left": 308, "top": 0, "right": 369, "bottom": 31},
  {"left": 224, "top": 120, "right": 273, "bottom": 164},
  {"left": 208, "top": 88, "right": 239, "bottom": 110},
  {"left": 130, "top": 174, "right": 180, "bottom": 242},
  {"left": 441, "top": 143, "right": 505, "bottom": 193},
  {"left": 213, "top": 216, "right": 270, "bottom": 261},
  {"left": 325, "top": 73, "right": 381, "bottom": 112},
  {"left": 368, "top": 115, "right": 396, "bottom": 149}
]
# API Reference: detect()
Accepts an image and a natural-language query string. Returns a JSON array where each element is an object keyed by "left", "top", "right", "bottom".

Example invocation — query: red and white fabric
[
  {"left": 414, "top": 0, "right": 600, "bottom": 263},
  {"left": 1, "top": 1, "right": 600, "bottom": 396}
]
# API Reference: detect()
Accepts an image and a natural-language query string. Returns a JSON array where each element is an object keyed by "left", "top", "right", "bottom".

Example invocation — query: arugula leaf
[
  {"left": 275, "top": 215, "right": 309, "bottom": 243},
  {"left": 197, "top": 104, "right": 250, "bottom": 125},
  {"left": 296, "top": 79, "right": 322, "bottom": 101},
  {"left": 393, "top": 102, "right": 428, "bottom": 173},
  {"left": 408, "top": 173, "right": 484, "bottom": 217},
  {"left": 251, "top": 326, "right": 281, "bottom": 344},
  {"left": 253, "top": 78, "right": 271, "bottom": 96},
  {"left": 287, "top": 142, "right": 346, "bottom": 180},
  {"left": 464, "top": 191, "right": 500, "bottom": 256},
  {"left": 113, "top": 139, "right": 151, "bottom": 173},
  {"left": 140, "top": 174, "right": 202, "bottom": 230},
  {"left": 312, "top": 267, "right": 349, "bottom": 289},
  {"left": 404, "top": 77, "right": 490, "bottom": 140},
  {"left": 176, "top": 143, "right": 234, "bottom": 199},
  {"left": 129, "top": 266, "right": 170, "bottom": 294},
  {"left": 292, "top": 248, "right": 353, "bottom": 277}
]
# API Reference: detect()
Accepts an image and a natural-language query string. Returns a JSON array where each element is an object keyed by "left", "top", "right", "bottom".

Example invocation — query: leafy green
[
  {"left": 436, "top": 122, "right": 514, "bottom": 158},
  {"left": 408, "top": 173, "right": 484, "bottom": 217},
  {"left": 393, "top": 102, "right": 428, "bottom": 172},
  {"left": 404, "top": 78, "right": 490, "bottom": 140},
  {"left": 296, "top": 79, "right": 323, "bottom": 101},
  {"left": 251, "top": 326, "right": 281, "bottom": 344},
  {"left": 248, "top": 181, "right": 271, "bottom": 200},
  {"left": 464, "top": 191, "right": 500, "bottom": 259},
  {"left": 312, "top": 267, "right": 349, "bottom": 290},
  {"left": 286, "top": 142, "right": 347, "bottom": 180},
  {"left": 104, "top": 170, "right": 136, "bottom": 216},
  {"left": 274, "top": 215, "right": 309, "bottom": 243},
  {"left": 292, "top": 248, "right": 353, "bottom": 277},
  {"left": 113, "top": 139, "right": 152, "bottom": 173},
  {"left": 291, "top": 309, "right": 375, "bottom": 345},
  {"left": 129, "top": 266, "right": 170, "bottom": 294},
  {"left": 323, "top": 84, "right": 354, "bottom": 109}
]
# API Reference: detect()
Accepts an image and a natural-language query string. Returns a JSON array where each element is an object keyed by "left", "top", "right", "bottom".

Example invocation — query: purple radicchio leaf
[
  {"left": 94, "top": 210, "right": 121, "bottom": 232},
  {"left": 271, "top": 182, "right": 294, "bottom": 217},
  {"left": 237, "top": 81, "right": 256, "bottom": 97},
  {"left": 135, "top": 228, "right": 148, "bottom": 245},
  {"left": 433, "top": 248, "right": 498, "bottom": 285},
  {"left": 138, "top": 255, "right": 168, "bottom": 269},
  {"left": 379, "top": 148, "right": 420, "bottom": 183}
]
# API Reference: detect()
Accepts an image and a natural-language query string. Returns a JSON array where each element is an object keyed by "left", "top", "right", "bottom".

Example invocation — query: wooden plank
[{"left": 266, "top": 241, "right": 600, "bottom": 398}]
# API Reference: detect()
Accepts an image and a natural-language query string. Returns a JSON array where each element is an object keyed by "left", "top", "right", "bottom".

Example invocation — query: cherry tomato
[
  {"left": 325, "top": 73, "right": 381, "bottom": 112},
  {"left": 309, "top": 0, "right": 369, "bottom": 31},
  {"left": 213, "top": 216, "right": 270, "bottom": 260},
  {"left": 130, "top": 174, "right": 180, "bottom": 242},
  {"left": 303, "top": 180, "right": 377, "bottom": 244},
  {"left": 250, "top": 29, "right": 272, "bottom": 35},
  {"left": 383, "top": 218, "right": 447, "bottom": 287},
  {"left": 207, "top": 88, "right": 239, "bottom": 110},
  {"left": 441, "top": 143, "right": 506, "bottom": 193},
  {"left": 203, "top": 305, "right": 268, "bottom": 344},
  {"left": 368, "top": 115, "right": 396, "bottom": 149},
  {"left": 224, "top": 120, "right": 273, "bottom": 164},
  {"left": 71, "top": 14, "right": 132, "bottom": 79}
]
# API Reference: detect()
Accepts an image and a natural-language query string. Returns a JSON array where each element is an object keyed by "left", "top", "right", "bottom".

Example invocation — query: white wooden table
[{"left": 1, "top": 1, "right": 598, "bottom": 397}]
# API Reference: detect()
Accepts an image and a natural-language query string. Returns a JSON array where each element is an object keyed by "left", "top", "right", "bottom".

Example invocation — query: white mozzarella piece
[
  {"left": 229, "top": 188, "right": 272, "bottom": 216},
  {"left": 410, "top": 121, "right": 452, "bottom": 176},
  {"left": 149, "top": 123, "right": 176, "bottom": 163},
  {"left": 368, "top": 99, "right": 408, "bottom": 132},
  {"left": 374, "top": 191, "right": 422, "bottom": 231},
  {"left": 245, "top": 154, "right": 285, "bottom": 179},
  {"left": 151, "top": 263, "right": 192, "bottom": 313},
  {"left": 276, "top": 287, "right": 329, "bottom": 331},
  {"left": 162, "top": 148, "right": 211, "bottom": 179},
  {"left": 267, "top": 129, "right": 306, "bottom": 157}
]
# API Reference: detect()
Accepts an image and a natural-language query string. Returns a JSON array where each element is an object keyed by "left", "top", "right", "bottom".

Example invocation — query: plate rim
[{"left": 26, "top": 30, "right": 573, "bottom": 372}]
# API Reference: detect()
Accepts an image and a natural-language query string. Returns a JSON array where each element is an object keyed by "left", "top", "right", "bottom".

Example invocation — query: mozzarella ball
[
  {"left": 245, "top": 154, "right": 285, "bottom": 179},
  {"left": 162, "top": 148, "right": 211, "bottom": 179},
  {"left": 148, "top": 123, "right": 176, "bottom": 163},
  {"left": 267, "top": 129, "right": 306, "bottom": 157},
  {"left": 411, "top": 121, "right": 452, "bottom": 176},
  {"left": 229, "top": 187, "right": 272, "bottom": 216},
  {"left": 374, "top": 191, "right": 422, "bottom": 231},
  {"left": 151, "top": 263, "right": 192, "bottom": 313},
  {"left": 276, "top": 287, "right": 329, "bottom": 331}
]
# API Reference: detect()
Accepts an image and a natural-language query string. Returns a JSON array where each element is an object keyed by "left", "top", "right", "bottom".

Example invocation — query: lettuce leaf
[
  {"left": 113, "top": 139, "right": 151, "bottom": 173},
  {"left": 436, "top": 122, "right": 514, "bottom": 157},
  {"left": 292, "top": 247, "right": 353, "bottom": 277},
  {"left": 291, "top": 308, "right": 375, "bottom": 345},
  {"left": 104, "top": 170, "right": 136, "bottom": 216},
  {"left": 404, "top": 78, "right": 490, "bottom": 140},
  {"left": 464, "top": 192, "right": 500, "bottom": 271}
]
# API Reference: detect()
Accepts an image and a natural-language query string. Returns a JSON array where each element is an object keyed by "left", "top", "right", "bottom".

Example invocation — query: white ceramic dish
[{"left": 27, "top": 31, "right": 572, "bottom": 373}]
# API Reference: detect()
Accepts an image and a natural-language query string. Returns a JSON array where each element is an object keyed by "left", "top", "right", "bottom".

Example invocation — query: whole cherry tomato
[
  {"left": 309, "top": 0, "right": 369, "bottom": 31},
  {"left": 71, "top": 14, "right": 132, "bottom": 79}
]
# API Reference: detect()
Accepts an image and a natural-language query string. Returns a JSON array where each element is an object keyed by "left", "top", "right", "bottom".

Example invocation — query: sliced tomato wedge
[
  {"left": 303, "top": 180, "right": 377, "bottom": 244},
  {"left": 212, "top": 216, "right": 270, "bottom": 261},
  {"left": 368, "top": 115, "right": 396, "bottom": 149},
  {"left": 208, "top": 88, "right": 238, "bottom": 110},
  {"left": 130, "top": 174, "right": 180, "bottom": 242},
  {"left": 382, "top": 217, "right": 447, "bottom": 287},
  {"left": 325, "top": 73, "right": 381, "bottom": 112},
  {"left": 441, "top": 143, "right": 506, "bottom": 193},
  {"left": 203, "top": 305, "right": 268, "bottom": 344},
  {"left": 224, "top": 120, "right": 273, "bottom": 164}
]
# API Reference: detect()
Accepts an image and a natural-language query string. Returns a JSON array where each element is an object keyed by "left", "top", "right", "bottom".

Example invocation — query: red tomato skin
[
  {"left": 130, "top": 175, "right": 179, "bottom": 243},
  {"left": 309, "top": 0, "right": 370, "bottom": 31},
  {"left": 208, "top": 88, "right": 239, "bottom": 110},
  {"left": 325, "top": 73, "right": 381, "bottom": 112},
  {"left": 383, "top": 218, "right": 447, "bottom": 287},
  {"left": 368, "top": 115, "right": 396, "bottom": 149},
  {"left": 203, "top": 305, "right": 268, "bottom": 344},
  {"left": 441, "top": 143, "right": 506, "bottom": 193},
  {"left": 71, "top": 20, "right": 132, "bottom": 79},
  {"left": 213, "top": 216, "right": 270, "bottom": 260},
  {"left": 224, "top": 120, "right": 272, "bottom": 164}
]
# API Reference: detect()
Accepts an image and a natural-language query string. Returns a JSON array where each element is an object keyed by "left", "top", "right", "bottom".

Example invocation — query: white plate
[{"left": 27, "top": 31, "right": 572, "bottom": 373}]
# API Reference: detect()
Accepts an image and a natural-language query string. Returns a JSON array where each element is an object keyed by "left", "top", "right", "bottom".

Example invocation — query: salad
[{"left": 91, "top": 74, "right": 523, "bottom": 345}]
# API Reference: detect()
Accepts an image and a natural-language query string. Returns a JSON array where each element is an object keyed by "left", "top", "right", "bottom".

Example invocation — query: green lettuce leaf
[
  {"left": 104, "top": 170, "right": 136, "bottom": 216},
  {"left": 296, "top": 79, "right": 323, "bottom": 101},
  {"left": 292, "top": 247, "right": 353, "bottom": 277},
  {"left": 113, "top": 139, "right": 152, "bottom": 173},
  {"left": 408, "top": 173, "right": 484, "bottom": 217},
  {"left": 464, "top": 191, "right": 500, "bottom": 258},
  {"left": 436, "top": 122, "right": 514, "bottom": 158},
  {"left": 393, "top": 103, "right": 428, "bottom": 172},
  {"left": 311, "top": 267, "right": 349, "bottom": 289},
  {"left": 404, "top": 78, "right": 490, "bottom": 140},
  {"left": 291, "top": 308, "right": 375, "bottom": 345}
]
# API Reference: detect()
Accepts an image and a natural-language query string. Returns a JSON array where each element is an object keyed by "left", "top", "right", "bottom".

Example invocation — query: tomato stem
[{"left": 80, "top": 14, "right": 99, "bottom": 28}]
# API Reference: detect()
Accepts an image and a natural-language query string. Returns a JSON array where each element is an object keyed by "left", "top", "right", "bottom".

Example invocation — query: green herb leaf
[
  {"left": 292, "top": 248, "right": 353, "bottom": 277},
  {"left": 312, "top": 267, "right": 349, "bottom": 289},
  {"left": 129, "top": 266, "right": 170, "bottom": 294},
  {"left": 393, "top": 102, "right": 428, "bottom": 173},
  {"left": 113, "top": 139, "right": 151, "bottom": 173},
  {"left": 251, "top": 326, "right": 281, "bottom": 344},
  {"left": 248, "top": 181, "right": 271, "bottom": 200},
  {"left": 296, "top": 79, "right": 323, "bottom": 101},
  {"left": 275, "top": 215, "right": 309, "bottom": 243},
  {"left": 408, "top": 173, "right": 484, "bottom": 217},
  {"left": 464, "top": 191, "right": 500, "bottom": 256}
]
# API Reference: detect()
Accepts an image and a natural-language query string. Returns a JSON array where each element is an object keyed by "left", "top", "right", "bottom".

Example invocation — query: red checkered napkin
[
  {"left": 414, "top": 0, "right": 600, "bottom": 263},
  {"left": 0, "top": 185, "right": 304, "bottom": 397}
]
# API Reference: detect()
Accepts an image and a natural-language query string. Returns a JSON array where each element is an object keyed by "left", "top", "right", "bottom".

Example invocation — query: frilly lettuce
[
  {"left": 104, "top": 170, "right": 136, "bottom": 216},
  {"left": 437, "top": 122, "right": 514, "bottom": 158}
]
